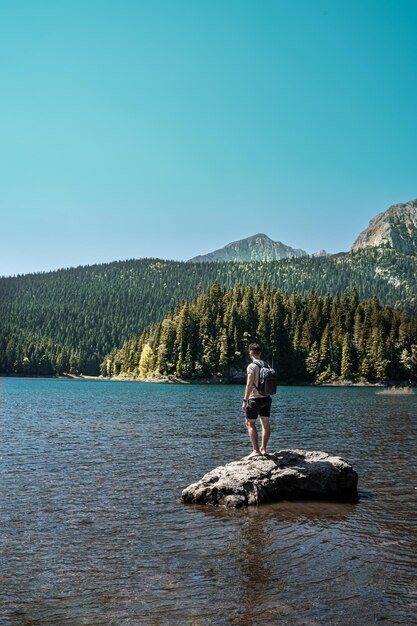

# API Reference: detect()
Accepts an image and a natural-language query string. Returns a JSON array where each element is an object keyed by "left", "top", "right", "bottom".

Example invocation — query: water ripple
[{"left": 1, "top": 379, "right": 416, "bottom": 625}]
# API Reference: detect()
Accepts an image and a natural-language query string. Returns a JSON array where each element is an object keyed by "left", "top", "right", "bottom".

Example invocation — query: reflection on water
[{"left": 1, "top": 379, "right": 416, "bottom": 625}]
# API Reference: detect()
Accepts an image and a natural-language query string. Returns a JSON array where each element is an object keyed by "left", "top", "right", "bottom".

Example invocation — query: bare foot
[
  {"left": 260, "top": 448, "right": 267, "bottom": 455},
  {"left": 246, "top": 450, "right": 262, "bottom": 460}
]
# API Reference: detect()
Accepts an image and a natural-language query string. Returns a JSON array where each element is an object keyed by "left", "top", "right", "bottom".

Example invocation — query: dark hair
[{"left": 248, "top": 343, "right": 261, "bottom": 356}]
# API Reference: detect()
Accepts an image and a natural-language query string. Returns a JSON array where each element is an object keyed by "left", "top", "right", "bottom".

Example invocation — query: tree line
[
  {"left": 1, "top": 248, "right": 416, "bottom": 376},
  {"left": 101, "top": 283, "right": 417, "bottom": 384}
]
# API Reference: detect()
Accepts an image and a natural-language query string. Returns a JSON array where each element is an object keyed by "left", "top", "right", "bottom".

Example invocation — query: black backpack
[{"left": 254, "top": 360, "right": 278, "bottom": 396}]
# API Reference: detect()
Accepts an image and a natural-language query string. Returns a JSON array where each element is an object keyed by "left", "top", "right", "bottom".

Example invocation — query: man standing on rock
[{"left": 242, "top": 343, "right": 272, "bottom": 459}]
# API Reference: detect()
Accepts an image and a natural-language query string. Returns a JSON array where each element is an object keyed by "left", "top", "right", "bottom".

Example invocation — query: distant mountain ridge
[
  {"left": 188, "top": 233, "right": 328, "bottom": 263},
  {"left": 188, "top": 197, "right": 417, "bottom": 262}
]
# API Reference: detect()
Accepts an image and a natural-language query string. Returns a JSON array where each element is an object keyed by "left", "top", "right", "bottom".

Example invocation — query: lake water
[{"left": 1, "top": 378, "right": 416, "bottom": 625}]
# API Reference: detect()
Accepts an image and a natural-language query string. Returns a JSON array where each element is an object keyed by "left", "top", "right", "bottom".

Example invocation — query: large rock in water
[{"left": 181, "top": 449, "right": 358, "bottom": 508}]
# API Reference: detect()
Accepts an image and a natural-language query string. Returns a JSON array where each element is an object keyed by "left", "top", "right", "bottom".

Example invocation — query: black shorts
[{"left": 246, "top": 396, "right": 272, "bottom": 420}]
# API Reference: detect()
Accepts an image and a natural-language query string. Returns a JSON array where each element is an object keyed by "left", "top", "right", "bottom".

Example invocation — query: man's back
[{"left": 247, "top": 359, "right": 268, "bottom": 399}]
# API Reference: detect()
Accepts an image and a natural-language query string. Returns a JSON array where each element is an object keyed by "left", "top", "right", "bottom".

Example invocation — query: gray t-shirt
[{"left": 247, "top": 360, "right": 265, "bottom": 399}]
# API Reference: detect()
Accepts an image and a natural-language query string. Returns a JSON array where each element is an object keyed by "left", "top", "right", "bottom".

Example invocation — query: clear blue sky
[{"left": 1, "top": 0, "right": 416, "bottom": 276}]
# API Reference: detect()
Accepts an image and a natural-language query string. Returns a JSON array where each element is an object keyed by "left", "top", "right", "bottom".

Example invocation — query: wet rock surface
[{"left": 181, "top": 449, "right": 358, "bottom": 508}]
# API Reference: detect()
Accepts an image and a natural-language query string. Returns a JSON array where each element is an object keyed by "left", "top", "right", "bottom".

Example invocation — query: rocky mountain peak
[
  {"left": 246, "top": 233, "right": 272, "bottom": 241},
  {"left": 188, "top": 234, "right": 308, "bottom": 263},
  {"left": 352, "top": 198, "right": 417, "bottom": 255}
]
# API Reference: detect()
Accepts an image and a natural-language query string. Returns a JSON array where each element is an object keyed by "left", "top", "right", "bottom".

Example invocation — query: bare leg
[
  {"left": 259, "top": 416, "right": 271, "bottom": 455},
  {"left": 246, "top": 419, "right": 261, "bottom": 457}
]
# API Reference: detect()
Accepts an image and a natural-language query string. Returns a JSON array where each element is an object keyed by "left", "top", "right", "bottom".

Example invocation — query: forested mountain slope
[{"left": 1, "top": 248, "right": 416, "bottom": 376}]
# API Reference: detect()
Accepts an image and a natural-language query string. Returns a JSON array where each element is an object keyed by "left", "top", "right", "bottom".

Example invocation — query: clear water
[{"left": 1, "top": 378, "right": 416, "bottom": 625}]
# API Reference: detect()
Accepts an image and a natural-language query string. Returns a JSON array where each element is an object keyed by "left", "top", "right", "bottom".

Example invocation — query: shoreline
[{"left": 1, "top": 373, "right": 415, "bottom": 388}]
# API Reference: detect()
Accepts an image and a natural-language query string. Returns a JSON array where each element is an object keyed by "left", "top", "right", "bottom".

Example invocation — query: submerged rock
[{"left": 181, "top": 449, "right": 358, "bottom": 508}]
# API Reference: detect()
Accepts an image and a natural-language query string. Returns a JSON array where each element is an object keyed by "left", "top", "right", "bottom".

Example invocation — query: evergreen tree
[
  {"left": 305, "top": 341, "right": 321, "bottom": 379},
  {"left": 139, "top": 344, "right": 154, "bottom": 378},
  {"left": 103, "top": 284, "right": 417, "bottom": 385},
  {"left": 341, "top": 333, "right": 354, "bottom": 380}
]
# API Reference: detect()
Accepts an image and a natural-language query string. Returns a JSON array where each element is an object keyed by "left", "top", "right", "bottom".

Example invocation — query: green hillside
[{"left": 1, "top": 248, "right": 416, "bottom": 376}]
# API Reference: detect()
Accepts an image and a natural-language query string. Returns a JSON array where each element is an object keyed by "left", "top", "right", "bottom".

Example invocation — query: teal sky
[{"left": 1, "top": 0, "right": 416, "bottom": 276}]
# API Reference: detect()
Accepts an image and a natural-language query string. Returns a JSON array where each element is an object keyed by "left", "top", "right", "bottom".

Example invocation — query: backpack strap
[
  {"left": 254, "top": 359, "right": 269, "bottom": 368},
  {"left": 252, "top": 359, "right": 265, "bottom": 390}
]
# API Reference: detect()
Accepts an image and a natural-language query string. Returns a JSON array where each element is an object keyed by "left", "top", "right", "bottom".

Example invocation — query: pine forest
[
  {"left": 1, "top": 248, "right": 416, "bottom": 378},
  {"left": 101, "top": 283, "right": 417, "bottom": 384}
]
